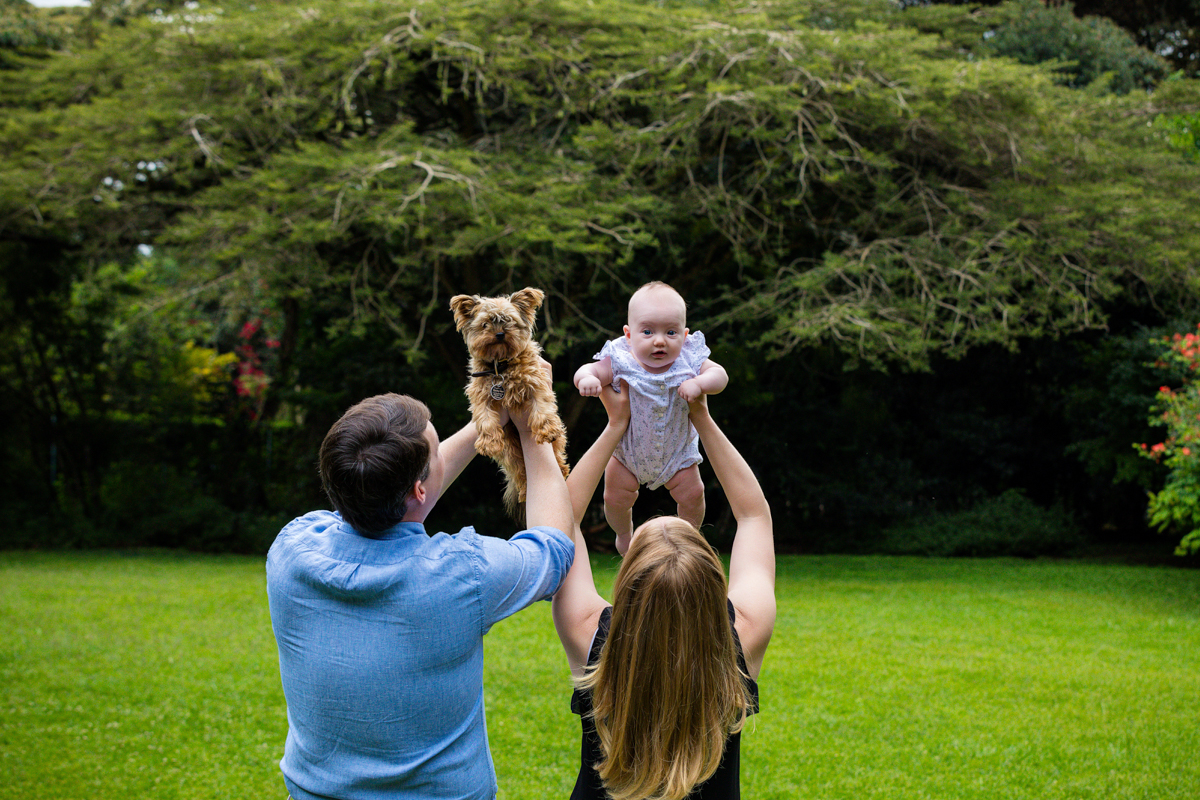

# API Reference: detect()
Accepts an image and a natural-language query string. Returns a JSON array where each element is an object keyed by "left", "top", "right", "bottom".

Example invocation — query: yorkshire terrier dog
[{"left": 450, "top": 287, "right": 570, "bottom": 517}]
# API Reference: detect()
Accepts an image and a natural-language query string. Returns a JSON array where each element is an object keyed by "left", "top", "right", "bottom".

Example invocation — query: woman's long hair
[{"left": 577, "top": 517, "right": 751, "bottom": 800}]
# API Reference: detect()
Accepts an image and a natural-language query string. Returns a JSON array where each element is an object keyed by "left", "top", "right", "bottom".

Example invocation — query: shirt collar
[{"left": 360, "top": 520, "right": 428, "bottom": 541}]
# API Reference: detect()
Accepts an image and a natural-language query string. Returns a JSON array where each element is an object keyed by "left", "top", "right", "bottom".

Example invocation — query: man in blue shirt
[{"left": 267, "top": 392, "right": 574, "bottom": 800}]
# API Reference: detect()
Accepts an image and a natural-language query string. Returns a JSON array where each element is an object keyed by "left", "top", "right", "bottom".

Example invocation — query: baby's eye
[
  {"left": 667, "top": 330, "right": 678, "bottom": 336},
  {"left": 642, "top": 328, "right": 653, "bottom": 336}
]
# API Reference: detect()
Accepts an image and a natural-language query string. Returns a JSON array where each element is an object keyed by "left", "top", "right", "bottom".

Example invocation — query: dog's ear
[
  {"left": 449, "top": 295, "right": 479, "bottom": 332},
  {"left": 509, "top": 287, "right": 544, "bottom": 328}
]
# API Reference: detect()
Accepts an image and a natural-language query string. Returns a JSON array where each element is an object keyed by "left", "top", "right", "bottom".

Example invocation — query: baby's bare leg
[
  {"left": 604, "top": 457, "right": 639, "bottom": 555},
  {"left": 666, "top": 464, "right": 705, "bottom": 531}
]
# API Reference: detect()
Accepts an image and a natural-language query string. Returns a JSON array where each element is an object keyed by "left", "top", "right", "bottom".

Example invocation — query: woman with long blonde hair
[{"left": 554, "top": 383, "right": 775, "bottom": 799}]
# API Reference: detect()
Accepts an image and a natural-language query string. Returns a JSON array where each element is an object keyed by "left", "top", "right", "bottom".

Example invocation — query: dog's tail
[{"left": 503, "top": 479, "right": 524, "bottom": 523}]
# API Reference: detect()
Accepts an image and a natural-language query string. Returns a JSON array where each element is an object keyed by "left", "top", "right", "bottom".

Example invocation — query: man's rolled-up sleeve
[{"left": 475, "top": 526, "right": 574, "bottom": 632}]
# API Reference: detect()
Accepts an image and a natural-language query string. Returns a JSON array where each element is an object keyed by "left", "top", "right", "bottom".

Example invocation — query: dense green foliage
[
  {"left": 3, "top": 551, "right": 1199, "bottom": 798},
  {"left": 2, "top": 0, "right": 1199, "bottom": 552},
  {"left": 876, "top": 488, "right": 1081, "bottom": 556},
  {"left": 1067, "top": 1, "right": 1200, "bottom": 78},
  {"left": 1155, "top": 100, "right": 1200, "bottom": 159},
  {"left": 1137, "top": 326, "right": 1200, "bottom": 554},
  {"left": 0, "top": 0, "right": 64, "bottom": 56},
  {"left": 985, "top": 0, "right": 1167, "bottom": 93},
  {"left": 908, "top": 0, "right": 1200, "bottom": 78}
]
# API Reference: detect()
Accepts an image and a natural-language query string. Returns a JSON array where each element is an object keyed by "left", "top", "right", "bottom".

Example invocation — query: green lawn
[{"left": 1, "top": 551, "right": 1197, "bottom": 799}]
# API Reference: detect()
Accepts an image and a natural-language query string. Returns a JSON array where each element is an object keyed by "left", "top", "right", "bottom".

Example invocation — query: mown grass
[{"left": 1, "top": 551, "right": 1197, "bottom": 799}]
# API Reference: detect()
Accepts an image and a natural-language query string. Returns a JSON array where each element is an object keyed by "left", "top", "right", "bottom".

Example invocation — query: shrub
[
  {"left": 986, "top": 0, "right": 1167, "bottom": 94},
  {"left": 1155, "top": 107, "right": 1200, "bottom": 161},
  {"left": 877, "top": 489, "right": 1082, "bottom": 557},
  {"left": 1135, "top": 325, "right": 1200, "bottom": 556},
  {"left": 99, "top": 460, "right": 281, "bottom": 553}
]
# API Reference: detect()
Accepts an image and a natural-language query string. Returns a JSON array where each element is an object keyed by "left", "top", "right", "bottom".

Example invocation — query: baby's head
[{"left": 624, "top": 281, "right": 688, "bottom": 373}]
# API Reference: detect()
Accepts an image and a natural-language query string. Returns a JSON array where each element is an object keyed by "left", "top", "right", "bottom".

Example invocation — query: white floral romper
[{"left": 596, "top": 331, "right": 710, "bottom": 490}]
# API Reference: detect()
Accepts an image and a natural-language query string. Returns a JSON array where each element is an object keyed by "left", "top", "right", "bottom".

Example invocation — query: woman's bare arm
[
  {"left": 552, "top": 382, "right": 630, "bottom": 676},
  {"left": 688, "top": 395, "right": 775, "bottom": 678}
]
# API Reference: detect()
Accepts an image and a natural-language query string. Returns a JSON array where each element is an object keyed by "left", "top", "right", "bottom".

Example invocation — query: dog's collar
[{"left": 470, "top": 359, "right": 510, "bottom": 378}]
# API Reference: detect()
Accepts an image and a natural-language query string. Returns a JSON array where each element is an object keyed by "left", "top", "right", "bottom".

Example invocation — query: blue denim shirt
[{"left": 266, "top": 511, "right": 573, "bottom": 800}]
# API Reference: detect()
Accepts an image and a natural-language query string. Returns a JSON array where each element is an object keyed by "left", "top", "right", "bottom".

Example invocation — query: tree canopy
[
  {"left": 905, "top": 0, "right": 1200, "bottom": 78},
  {"left": 2, "top": 0, "right": 1199, "bottom": 550}
]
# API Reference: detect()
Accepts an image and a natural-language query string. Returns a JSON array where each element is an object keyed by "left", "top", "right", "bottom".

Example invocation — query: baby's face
[{"left": 624, "top": 288, "right": 688, "bottom": 373}]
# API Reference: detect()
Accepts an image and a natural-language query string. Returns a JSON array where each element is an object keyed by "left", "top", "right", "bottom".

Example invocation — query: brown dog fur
[{"left": 450, "top": 287, "right": 570, "bottom": 518}]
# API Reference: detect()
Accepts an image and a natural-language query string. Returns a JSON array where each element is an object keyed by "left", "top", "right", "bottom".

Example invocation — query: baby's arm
[
  {"left": 574, "top": 357, "right": 614, "bottom": 397},
  {"left": 678, "top": 359, "right": 728, "bottom": 402}
]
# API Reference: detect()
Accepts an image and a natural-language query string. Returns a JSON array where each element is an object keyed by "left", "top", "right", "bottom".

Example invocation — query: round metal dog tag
[{"left": 489, "top": 383, "right": 505, "bottom": 400}]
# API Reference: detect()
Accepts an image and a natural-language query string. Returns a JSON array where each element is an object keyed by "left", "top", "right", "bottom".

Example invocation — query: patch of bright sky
[{"left": 28, "top": 0, "right": 91, "bottom": 6}]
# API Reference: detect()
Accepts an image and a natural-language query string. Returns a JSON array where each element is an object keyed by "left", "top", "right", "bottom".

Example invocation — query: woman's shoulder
[
  {"left": 727, "top": 599, "right": 761, "bottom": 713},
  {"left": 570, "top": 606, "right": 613, "bottom": 714},
  {"left": 591, "top": 606, "right": 614, "bottom": 659}
]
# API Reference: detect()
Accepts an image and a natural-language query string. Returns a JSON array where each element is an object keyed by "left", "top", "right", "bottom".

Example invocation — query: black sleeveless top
[{"left": 568, "top": 600, "right": 760, "bottom": 800}]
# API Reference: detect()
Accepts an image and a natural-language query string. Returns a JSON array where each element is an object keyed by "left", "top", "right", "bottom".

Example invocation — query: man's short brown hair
[{"left": 318, "top": 394, "right": 431, "bottom": 534}]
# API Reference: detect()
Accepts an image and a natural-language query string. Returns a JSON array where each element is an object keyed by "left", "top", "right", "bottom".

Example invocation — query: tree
[
  {"left": 2, "top": 0, "right": 1199, "bottom": 548},
  {"left": 0, "top": 0, "right": 67, "bottom": 61},
  {"left": 903, "top": 0, "right": 1200, "bottom": 77}
]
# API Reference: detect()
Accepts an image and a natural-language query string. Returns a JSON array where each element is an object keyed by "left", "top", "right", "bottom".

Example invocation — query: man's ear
[
  {"left": 509, "top": 287, "right": 545, "bottom": 328},
  {"left": 449, "top": 295, "right": 479, "bottom": 332},
  {"left": 408, "top": 479, "right": 427, "bottom": 507}
]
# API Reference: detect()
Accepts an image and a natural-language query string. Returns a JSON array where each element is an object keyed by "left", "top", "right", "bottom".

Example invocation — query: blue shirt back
[{"left": 266, "top": 510, "right": 573, "bottom": 800}]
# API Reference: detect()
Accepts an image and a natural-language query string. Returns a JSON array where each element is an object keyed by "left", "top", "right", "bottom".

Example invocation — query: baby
[{"left": 574, "top": 281, "right": 728, "bottom": 554}]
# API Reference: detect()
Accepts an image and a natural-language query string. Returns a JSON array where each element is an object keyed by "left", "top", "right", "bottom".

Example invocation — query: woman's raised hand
[{"left": 598, "top": 379, "right": 631, "bottom": 428}]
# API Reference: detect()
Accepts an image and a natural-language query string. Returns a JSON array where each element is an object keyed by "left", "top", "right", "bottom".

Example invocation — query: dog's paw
[
  {"left": 475, "top": 429, "right": 507, "bottom": 458},
  {"left": 529, "top": 417, "right": 566, "bottom": 446}
]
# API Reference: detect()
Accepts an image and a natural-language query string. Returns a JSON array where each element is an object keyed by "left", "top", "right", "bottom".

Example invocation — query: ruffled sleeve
[
  {"left": 596, "top": 336, "right": 637, "bottom": 384},
  {"left": 681, "top": 330, "right": 711, "bottom": 372}
]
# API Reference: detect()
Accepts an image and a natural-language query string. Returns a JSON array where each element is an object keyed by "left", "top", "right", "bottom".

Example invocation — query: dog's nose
[{"left": 495, "top": 331, "right": 506, "bottom": 341}]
